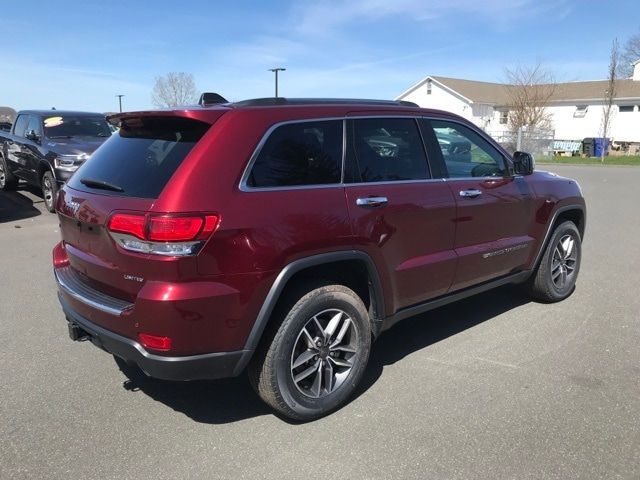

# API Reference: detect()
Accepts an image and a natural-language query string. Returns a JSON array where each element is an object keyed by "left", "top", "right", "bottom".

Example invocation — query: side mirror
[
  {"left": 25, "top": 129, "right": 40, "bottom": 143},
  {"left": 513, "top": 151, "right": 535, "bottom": 175}
]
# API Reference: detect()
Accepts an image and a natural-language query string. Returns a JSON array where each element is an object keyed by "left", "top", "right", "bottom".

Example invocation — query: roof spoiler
[{"left": 198, "top": 92, "right": 229, "bottom": 106}]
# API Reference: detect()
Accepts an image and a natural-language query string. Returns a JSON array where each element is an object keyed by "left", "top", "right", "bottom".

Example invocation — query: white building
[{"left": 396, "top": 62, "right": 640, "bottom": 143}]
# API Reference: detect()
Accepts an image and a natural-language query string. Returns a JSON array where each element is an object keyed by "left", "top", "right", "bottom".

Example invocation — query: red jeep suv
[{"left": 53, "top": 98, "right": 585, "bottom": 420}]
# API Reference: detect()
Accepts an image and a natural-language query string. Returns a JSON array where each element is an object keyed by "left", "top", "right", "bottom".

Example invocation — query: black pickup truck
[{"left": 0, "top": 110, "right": 112, "bottom": 212}]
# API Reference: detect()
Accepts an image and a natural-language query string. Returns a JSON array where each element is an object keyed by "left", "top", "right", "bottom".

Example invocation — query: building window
[
  {"left": 499, "top": 110, "right": 509, "bottom": 124},
  {"left": 573, "top": 105, "right": 588, "bottom": 118},
  {"left": 426, "top": 79, "right": 432, "bottom": 95},
  {"left": 619, "top": 105, "right": 635, "bottom": 113}
]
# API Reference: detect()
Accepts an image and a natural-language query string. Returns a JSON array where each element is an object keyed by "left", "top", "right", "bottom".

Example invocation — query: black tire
[
  {"left": 0, "top": 154, "right": 18, "bottom": 190},
  {"left": 249, "top": 284, "right": 371, "bottom": 421},
  {"left": 41, "top": 170, "right": 58, "bottom": 213},
  {"left": 527, "top": 220, "right": 582, "bottom": 302}
]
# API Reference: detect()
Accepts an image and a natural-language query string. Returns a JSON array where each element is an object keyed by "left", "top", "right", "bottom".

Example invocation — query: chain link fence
[{"left": 486, "top": 127, "right": 555, "bottom": 156}]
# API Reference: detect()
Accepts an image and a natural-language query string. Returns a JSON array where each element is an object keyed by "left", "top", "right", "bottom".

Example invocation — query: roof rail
[{"left": 231, "top": 97, "right": 419, "bottom": 108}]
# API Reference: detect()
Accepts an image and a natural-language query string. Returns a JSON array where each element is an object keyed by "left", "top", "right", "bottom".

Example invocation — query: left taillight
[{"left": 107, "top": 212, "right": 220, "bottom": 256}]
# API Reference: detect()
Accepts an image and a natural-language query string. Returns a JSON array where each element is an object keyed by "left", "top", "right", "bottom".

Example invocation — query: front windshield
[{"left": 43, "top": 115, "right": 112, "bottom": 139}]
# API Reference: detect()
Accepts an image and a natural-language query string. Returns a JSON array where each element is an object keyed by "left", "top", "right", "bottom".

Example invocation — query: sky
[{"left": 1, "top": 0, "right": 639, "bottom": 113}]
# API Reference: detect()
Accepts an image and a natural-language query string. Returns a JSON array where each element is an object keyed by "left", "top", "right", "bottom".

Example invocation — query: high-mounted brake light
[{"left": 107, "top": 212, "right": 220, "bottom": 256}]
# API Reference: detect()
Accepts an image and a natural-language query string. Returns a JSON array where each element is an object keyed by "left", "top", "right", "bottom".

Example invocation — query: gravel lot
[{"left": 1, "top": 166, "right": 639, "bottom": 480}]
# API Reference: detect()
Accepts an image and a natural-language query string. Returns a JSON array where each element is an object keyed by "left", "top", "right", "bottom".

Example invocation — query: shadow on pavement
[
  {"left": 0, "top": 187, "right": 43, "bottom": 223},
  {"left": 120, "top": 284, "right": 530, "bottom": 424}
]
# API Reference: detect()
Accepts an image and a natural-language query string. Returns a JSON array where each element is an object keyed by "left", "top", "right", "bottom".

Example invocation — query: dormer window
[{"left": 573, "top": 105, "right": 588, "bottom": 118}]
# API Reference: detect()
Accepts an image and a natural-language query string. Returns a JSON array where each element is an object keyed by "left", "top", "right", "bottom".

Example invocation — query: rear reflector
[
  {"left": 138, "top": 333, "right": 172, "bottom": 351},
  {"left": 52, "top": 241, "right": 70, "bottom": 268}
]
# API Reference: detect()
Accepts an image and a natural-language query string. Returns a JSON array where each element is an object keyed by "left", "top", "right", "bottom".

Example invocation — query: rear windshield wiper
[
  {"left": 80, "top": 177, "right": 124, "bottom": 192},
  {"left": 49, "top": 135, "right": 74, "bottom": 139}
]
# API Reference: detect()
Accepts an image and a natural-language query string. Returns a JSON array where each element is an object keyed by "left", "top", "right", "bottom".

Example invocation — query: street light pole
[
  {"left": 268, "top": 68, "right": 286, "bottom": 98},
  {"left": 116, "top": 94, "right": 125, "bottom": 112}
]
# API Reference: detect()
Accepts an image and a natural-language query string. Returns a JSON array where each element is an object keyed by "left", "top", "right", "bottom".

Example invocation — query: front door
[
  {"left": 424, "top": 119, "right": 535, "bottom": 291},
  {"left": 344, "top": 117, "right": 458, "bottom": 313}
]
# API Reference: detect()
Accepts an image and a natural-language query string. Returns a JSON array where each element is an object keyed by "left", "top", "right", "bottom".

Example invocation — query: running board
[{"left": 382, "top": 270, "right": 531, "bottom": 331}]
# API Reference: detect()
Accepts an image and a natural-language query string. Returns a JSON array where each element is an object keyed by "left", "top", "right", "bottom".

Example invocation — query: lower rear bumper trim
[{"left": 59, "top": 294, "right": 248, "bottom": 381}]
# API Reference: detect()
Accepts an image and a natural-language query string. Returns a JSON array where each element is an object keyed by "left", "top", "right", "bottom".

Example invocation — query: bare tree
[
  {"left": 600, "top": 39, "right": 619, "bottom": 162},
  {"left": 504, "top": 63, "right": 557, "bottom": 144},
  {"left": 151, "top": 72, "right": 198, "bottom": 108},
  {"left": 617, "top": 31, "right": 640, "bottom": 78}
]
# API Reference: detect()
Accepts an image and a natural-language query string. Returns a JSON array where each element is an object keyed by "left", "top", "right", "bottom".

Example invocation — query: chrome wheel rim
[
  {"left": 290, "top": 309, "right": 358, "bottom": 399},
  {"left": 43, "top": 176, "right": 53, "bottom": 209},
  {"left": 0, "top": 162, "right": 5, "bottom": 188},
  {"left": 551, "top": 234, "right": 578, "bottom": 289}
]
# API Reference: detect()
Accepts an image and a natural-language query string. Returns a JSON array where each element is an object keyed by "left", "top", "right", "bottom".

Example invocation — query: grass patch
[{"left": 535, "top": 155, "right": 640, "bottom": 166}]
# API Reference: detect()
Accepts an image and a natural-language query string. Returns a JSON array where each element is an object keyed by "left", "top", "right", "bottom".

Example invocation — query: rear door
[
  {"left": 21, "top": 115, "right": 44, "bottom": 183},
  {"left": 423, "top": 119, "right": 535, "bottom": 291},
  {"left": 344, "top": 117, "right": 457, "bottom": 312}
]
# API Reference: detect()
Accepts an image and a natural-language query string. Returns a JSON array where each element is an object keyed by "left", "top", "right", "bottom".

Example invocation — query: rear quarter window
[
  {"left": 67, "top": 116, "right": 210, "bottom": 199},
  {"left": 246, "top": 120, "right": 343, "bottom": 188}
]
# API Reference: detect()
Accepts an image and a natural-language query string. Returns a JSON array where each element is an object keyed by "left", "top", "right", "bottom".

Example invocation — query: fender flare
[
  {"left": 530, "top": 204, "right": 586, "bottom": 270},
  {"left": 233, "top": 250, "right": 385, "bottom": 375}
]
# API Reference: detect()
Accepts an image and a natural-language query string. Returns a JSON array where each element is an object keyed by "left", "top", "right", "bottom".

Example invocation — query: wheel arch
[
  {"left": 234, "top": 250, "right": 385, "bottom": 375},
  {"left": 531, "top": 204, "right": 586, "bottom": 271}
]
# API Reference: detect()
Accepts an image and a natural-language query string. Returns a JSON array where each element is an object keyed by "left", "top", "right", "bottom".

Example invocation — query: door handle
[
  {"left": 356, "top": 196, "right": 388, "bottom": 207},
  {"left": 459, "top": 189, "right": 482, "bottom": 198}
]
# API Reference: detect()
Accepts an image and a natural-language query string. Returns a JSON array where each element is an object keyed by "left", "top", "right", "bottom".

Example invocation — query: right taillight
[{"left": 107, "top": 212, "right": 219, "bottom": 256}]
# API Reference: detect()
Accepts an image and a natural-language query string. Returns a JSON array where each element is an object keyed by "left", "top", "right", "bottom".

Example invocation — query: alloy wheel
[
  {"left": 551, "top": 234, "right": 578, "bottom": 289},
  {"left": 290, "top": 308, "right": 358, "bottom": 398},
  {"left": 0, "top": 162, "right": 5, "bottom": 188}
]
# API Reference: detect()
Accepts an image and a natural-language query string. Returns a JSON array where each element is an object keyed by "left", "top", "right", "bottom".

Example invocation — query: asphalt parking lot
[{"left": 1, "top": 165, "right": 639, "bottom": 480}]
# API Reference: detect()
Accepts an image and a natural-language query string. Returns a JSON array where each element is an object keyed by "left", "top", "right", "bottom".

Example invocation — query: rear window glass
[
  {"left": 247, "top": 120, "right": 342, "bottom": 188},
  {"left": 68, "top": 117, "right": 210, "bottom": 199}
]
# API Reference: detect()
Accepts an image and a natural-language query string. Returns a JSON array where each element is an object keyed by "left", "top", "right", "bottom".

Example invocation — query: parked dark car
[
  {"left": 0, "top": 110, "right": 112, "bottom": 212},
  {"left": 52, "top": 98, "right": 586, "bottom": 420}
]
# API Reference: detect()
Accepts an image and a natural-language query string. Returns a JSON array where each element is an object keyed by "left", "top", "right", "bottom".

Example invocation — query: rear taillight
[{"left": 107, "top": 212, "right": 219, "bottom": 256}]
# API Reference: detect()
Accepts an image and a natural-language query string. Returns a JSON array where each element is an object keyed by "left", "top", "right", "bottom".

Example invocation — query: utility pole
[
  {"left": 268, "top": 68, "right": 286, "bottom": 98},
  {"left": 116, "top": 94, "right": 125, "bottom": 113}
]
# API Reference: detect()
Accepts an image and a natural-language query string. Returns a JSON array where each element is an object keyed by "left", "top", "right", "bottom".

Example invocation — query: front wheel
[
  {"left": 527, "top": 220, "right": 582, "bottom": 302},
  {"left": 249, "top": 284, "right": 371, "bottom": 421},
  {"left": 41, "top": 171, "right": 58, "bottom": 213}
]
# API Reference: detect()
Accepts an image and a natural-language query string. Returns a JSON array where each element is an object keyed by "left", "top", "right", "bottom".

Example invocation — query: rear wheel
[
  {"left": 0, "top": 155, "right": 18, "bottom": 190},
  {"left": 527, "top": 220, "right": 581, "bottom": 302},
  {"left": 41, "top": 171, "right": 57, "bottom": 213},
  {"left": 249, "top": 284, "right": 371, "bottom": 421}
]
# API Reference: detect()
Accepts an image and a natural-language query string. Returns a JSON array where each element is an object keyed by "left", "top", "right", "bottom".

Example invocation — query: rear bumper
[{"left": 60, "top": 294, "right": 248, "bottom": 381}]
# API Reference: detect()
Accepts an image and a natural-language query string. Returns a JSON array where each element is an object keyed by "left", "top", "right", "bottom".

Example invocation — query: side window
[
  {"left": 431, "top": 120, "right": 506, "bottom": 178},
  {"left": 12, "top": 114, "right": 29, "bottom": 138},
  {"left": 26, "top": 115, "right": 43, "bottom": 137},
  {"left": 247, "top": 120, "right": 342, "bottom": 188},
  {"left": 348, "top": 118, "right": 429, "bottom": 183}
]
